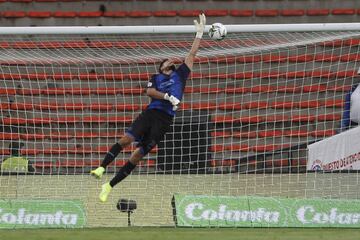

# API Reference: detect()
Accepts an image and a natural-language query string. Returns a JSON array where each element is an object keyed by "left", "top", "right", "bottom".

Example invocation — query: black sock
[
  {"left": 101, "top": 143, "right": 122, "bottom": 168},
  {"left": 109, "top": 161, "right": 137, "bottom": 187}
]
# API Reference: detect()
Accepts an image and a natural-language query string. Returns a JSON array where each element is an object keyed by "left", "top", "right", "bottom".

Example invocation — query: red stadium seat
[
  {"left": 334, "top": 70, "right": 357, "bottom": 78},
  {"left": 27, "top": 11, "right": 52, "bottom": 18},
  {"left": 63, "top": 103, "right": 87, "bottom": 111},
  {"left": 251, "top": 85, "right": 275, "bottom": 93},
  {"left": 283, "top": 130, "right": 310, "bottom": 137},
  {"left": 270, "top": 101, "right": 297, "bottom": 109},
  {"left": 281, "top": 9, "right": 305, "bottom": 16},
  {"left": 204, "top": 10, "right": 228, "bottom": 17},
  {"left": 91, "top": 88, "right": 119, "bottom": 95},
  {"left": 276, "top": 85, "right": 302, "bottom": 93},
  {"left": 340, "top": 54, "right": 360, "bottom": 61},
  {"left": 20, "top": 133, "right": 46, "bottom": 140},
  {"left": 128, "top": 11, "right": 152, "bottom": 17},
  {"left": 0, "top": 103, "right": 10, "bottom": 110},
  {"left": 53, "top": 11, "right": 77, "bottom": 18},
  {"left": 89, "top": 103, "right": 113, "bottom": 111},
  {"left": 252, "top": 144, "right": 290, "bottom": 152},
  {"left": 1, "top": 11, "right": 26, "bottom": 18},
  {"left": 262, "top": 54, "right": 288, "bottom": 63},
  {"left": 118, "top": 88, "right": 144, "bottom": 95},
  {"left": 177, "top": 10, "right": 202, "bottom": 17},
  {"left": 302, "top": 84, "right": 327, "bottom": 92},
  {"left": 258, "top": 130, "right": 283, "bottom": 138},
  {"left": 298, "top": 100, "right": 321, "bottom": 108},
  {"left": 332, "top": 9, "right": 356, "bottom": 15},
  {"left": 54, "top": 116, "right": 81, "bottom": 123},
  {"left": 263, "top": 115, "right": 289, "bottom": 122},
  {"left": 153, "top": 11, "right": 177, "bottom": 17},
  {"left": 218, "top": 102, "right": 243, "bottom": 110},
  {"left": 0, "top": 88, "right": 17, "bottom": 95},
  {"left": 78, "top": 11, "right": 103, "bottom": 17},
  {"left": 226, "top": 144, "right": 250, "bottom": 152},
  {"left": 103, "top": 11, "right": 128, "bottom": 17},
  {"left": 41, "top": 88, "right": 67, "bottom": 95},
  {"left": 229, "top": 10, "right": 253, "bottom": 17},
  {"left": 314, "top": 54, "right": 340, "bottom": 62},
  {"left": 10, "top": 102, "right": 34, "bottom": 110},
  {"left": 306, "top": 9, "right": 330, "bottom": 16},
  {"left": 255, "top": 10, "right": 279, "bottom": 17},
  {"left": 9, "top": 0, "right": 32, "bottom": 2},
  {"left": 265, "top": 159, "right": 289, "bottom": 168},
  {"left": 34, "top": 102, "right": 61, "bottom": 111},
  {"left": 61, "top": 41, "right": 87, "bottom": 48},
  {"left": 311, "top": 130, "right": 336, "bottom": 137},
  {"left": 0, "top": 132, "right": 21, "bottom": 140},
  {"left": 224, "top": 87, "right": 250, "bottom": 94},
  {"left": 288, "top": 54, "right": 314, "bottom": 62},
  {"left": 115, "top": 104, "right": 141, "bottom": 111},
  {"left": 317, "top": 114, "right": 341, "bottom": 121},
  {"left": 323, "top": 99, "right": 344, "bottom": 108},
  {"left": 291, "top": 115, "right": 316, "bottom": 122},
  {"left": 243, "top": 101, "right": 268, "bottom": 109}
]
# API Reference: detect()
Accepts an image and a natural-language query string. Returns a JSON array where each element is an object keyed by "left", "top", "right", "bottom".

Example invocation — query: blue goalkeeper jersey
[{"left": 146, "top": 63, "right": 191, "bottom": 116}]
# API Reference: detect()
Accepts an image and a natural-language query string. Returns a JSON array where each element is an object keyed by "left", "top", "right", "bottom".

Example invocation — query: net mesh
[{"left": 0, "top": 31, "right": 359, "bottom": 226}]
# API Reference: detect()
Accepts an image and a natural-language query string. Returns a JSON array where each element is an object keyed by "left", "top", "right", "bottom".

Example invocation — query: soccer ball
[{"left": 208, "top": 23, "right": 227, "bottom": 40}]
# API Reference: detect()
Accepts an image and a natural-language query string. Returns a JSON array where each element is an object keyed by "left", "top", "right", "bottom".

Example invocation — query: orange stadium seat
[{"left": 306, "top": 9, "right": 330, "bottom": 16}]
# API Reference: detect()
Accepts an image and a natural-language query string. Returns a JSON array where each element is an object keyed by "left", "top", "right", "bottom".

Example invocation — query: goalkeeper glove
[
  {"left": 164, "top": 93, "right": 180, "bottom": 110},
  {"left": 194, "top": 13, "right": 206, "bottom": 39}
]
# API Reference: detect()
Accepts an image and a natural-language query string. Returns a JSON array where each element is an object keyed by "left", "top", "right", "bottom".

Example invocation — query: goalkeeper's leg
[
  {"left": 90, "top": 135, "right": 133, "bottom": 179},
  {"left": 99, "top": 147, "right": 146, "bottom": 202}
]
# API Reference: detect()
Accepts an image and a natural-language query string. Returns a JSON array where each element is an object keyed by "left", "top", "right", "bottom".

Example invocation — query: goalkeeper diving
[{"left": 90, "top": 13, "right": 206, "bottom": 202}]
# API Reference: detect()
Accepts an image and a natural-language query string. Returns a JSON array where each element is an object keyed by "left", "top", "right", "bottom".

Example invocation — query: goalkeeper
[{"left": 91, "top": 13, "right": 206, "bottom": 202}]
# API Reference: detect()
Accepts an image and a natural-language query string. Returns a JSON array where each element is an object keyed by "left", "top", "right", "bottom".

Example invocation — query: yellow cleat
[
  {"left": 99, "top": 182, "right": 112, "bottom": 203},
  {"left": 90, "top": 167, "right": 105, "bottom": 179}
]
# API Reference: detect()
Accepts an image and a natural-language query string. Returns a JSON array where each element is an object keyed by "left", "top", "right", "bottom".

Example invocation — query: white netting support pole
[{"left": 1, "top": 23, "right": 360, "bottom": 35}]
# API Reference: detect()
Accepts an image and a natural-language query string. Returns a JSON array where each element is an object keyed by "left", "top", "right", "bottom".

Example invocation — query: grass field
[{"left": 0, "top": 228, "right": 359, "bottom": 240}]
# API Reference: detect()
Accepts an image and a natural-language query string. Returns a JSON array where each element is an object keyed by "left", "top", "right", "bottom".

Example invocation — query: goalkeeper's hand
[
  {"left": 194, "top": 13, "right": 206, "bottom": 39},
  {"left": 164, "top": 93, "right": 180, "bottom": 110}
]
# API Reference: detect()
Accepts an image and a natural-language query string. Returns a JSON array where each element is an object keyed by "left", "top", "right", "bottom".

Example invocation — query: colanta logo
[
  {"left": 296, "top": 205, "right": 360, "bottom": 225},
  {"left": 185, "top": 203, "right": 280, "bottom": 223},
  {"left": 0, "top": 208, "right": 79, "bottom": 226}
]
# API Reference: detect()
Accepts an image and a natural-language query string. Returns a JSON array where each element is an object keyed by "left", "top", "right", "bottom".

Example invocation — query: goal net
[{"left": 0, "top": 25, "right": 359, "bottom": 227}]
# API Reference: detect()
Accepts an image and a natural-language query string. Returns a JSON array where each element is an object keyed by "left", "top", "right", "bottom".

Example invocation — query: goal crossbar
[{"left": 1, "top": 23, "right": 360, "bottom": 35}]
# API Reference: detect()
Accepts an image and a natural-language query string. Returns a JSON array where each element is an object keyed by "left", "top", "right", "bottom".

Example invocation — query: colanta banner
[
  {"left": 172, "top": 194, "right": 360, "bottom": 228},
  {"left": 0, "top": 199, "right": 86, "bottom": 229},
  {"left": 307, "top": 125, "right": 360, "bottom": 170}
]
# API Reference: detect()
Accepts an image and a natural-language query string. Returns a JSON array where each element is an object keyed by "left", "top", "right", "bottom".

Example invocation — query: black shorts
[{"left": 125, "top": 109, "right": 173, "bottom": 155}]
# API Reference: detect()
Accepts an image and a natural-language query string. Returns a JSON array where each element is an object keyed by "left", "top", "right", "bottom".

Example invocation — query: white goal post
[{"left": 0, "top": 23, "right": 360, "bottom": 228}]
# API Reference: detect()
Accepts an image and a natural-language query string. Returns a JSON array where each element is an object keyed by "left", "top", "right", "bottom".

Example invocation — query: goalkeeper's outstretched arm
[{"left": 184, "top": 13, "right": 206, "bottom": 71}]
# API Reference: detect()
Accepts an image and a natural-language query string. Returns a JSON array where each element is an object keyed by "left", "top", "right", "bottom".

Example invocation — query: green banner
[
  {"left": 172, "top": 194, "right": 360, "bottom": 228},
  {"left": 0, "top": 199, "right": 86, "bottom": 229}
]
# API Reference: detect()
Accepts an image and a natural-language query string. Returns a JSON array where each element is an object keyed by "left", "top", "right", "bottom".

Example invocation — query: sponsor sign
[
  {"left": 308, "top": 126, "right": 360, "bottom": 170},
  {"left": 0, "top": 199, "right": 86, "bottom": 229},
  {"left": 172, "top": 194, "right": 360, "bottom": 227}
]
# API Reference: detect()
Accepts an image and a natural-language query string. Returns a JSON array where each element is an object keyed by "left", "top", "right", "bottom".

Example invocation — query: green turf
[{"left": 0, "top": 228, "right": 359, "bottom": 240}]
